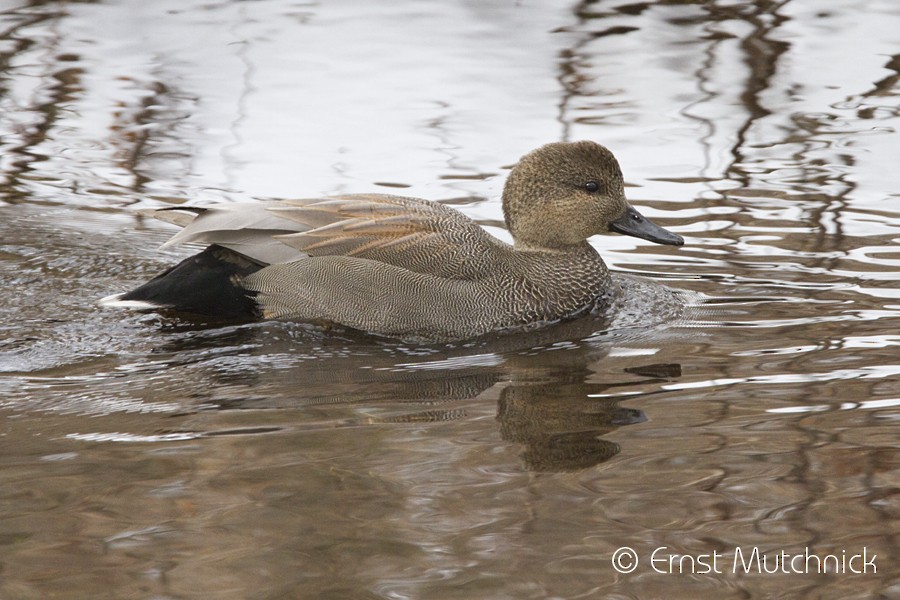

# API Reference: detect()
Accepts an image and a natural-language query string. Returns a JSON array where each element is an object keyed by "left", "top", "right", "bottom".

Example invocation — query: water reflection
[
  {"left": 498, "top": 380, "right": 639, "bottom": 472},
  {"left": 119, "top": 313, "right": 681, "bottom": 472}
]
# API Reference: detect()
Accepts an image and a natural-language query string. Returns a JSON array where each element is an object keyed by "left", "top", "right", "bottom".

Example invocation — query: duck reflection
[
  {"left": 497, "top": 376, "right": 642, "bottom": 472},
  {"left": 496, "top": 357, "right": 680, "bottom": 471},
  {"left": 140, "top": 309, "right": 682, "bottom": 472}
]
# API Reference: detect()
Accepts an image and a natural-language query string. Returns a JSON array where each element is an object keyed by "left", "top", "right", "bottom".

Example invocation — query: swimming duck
[{"left": 101, "top": 141, "right": 683, "bottom": 342}]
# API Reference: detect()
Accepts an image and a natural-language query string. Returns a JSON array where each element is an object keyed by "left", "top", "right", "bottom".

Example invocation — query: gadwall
[{"left": 101, "top": 141, "right": 684, "bottom": 342}]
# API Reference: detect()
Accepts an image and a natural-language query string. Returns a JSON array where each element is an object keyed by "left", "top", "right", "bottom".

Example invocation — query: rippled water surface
[{"left": 1, "top": 1, "right": 899, "bottom": 598}]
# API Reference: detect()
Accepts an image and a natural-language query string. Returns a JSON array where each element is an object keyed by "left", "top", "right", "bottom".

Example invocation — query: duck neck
[
  {"left": 512, "top": 241, "right": 609, "bottom": 278},
  {"left": 513, "top": 240, "right": 596, "bottom": 255},
  {"left": 506, "top": 241, "right": 611, "bottom": 315}
]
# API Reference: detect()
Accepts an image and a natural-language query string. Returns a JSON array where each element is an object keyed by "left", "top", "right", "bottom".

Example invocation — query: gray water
[{"left": 1, "top": 1, "right": 898, "bottom": 598}]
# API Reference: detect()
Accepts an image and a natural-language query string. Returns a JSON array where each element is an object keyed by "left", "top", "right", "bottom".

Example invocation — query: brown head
[{"left": 502, "top": 141, "right": 683, "bottom": 250}]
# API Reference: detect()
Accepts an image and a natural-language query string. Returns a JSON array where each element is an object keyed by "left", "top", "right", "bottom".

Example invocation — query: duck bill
[{"left": 609, "top": 205, "right": 683, "bottom": 246}]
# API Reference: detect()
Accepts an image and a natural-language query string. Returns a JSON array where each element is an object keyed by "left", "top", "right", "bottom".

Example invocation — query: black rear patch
[{"left": 120, "top": 245, "right": 263, "bottom": 319}]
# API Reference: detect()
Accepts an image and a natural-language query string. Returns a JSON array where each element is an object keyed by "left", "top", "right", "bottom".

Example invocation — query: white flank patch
[{"left": 97, "top": 293, "right": 162, "bottom": 310}]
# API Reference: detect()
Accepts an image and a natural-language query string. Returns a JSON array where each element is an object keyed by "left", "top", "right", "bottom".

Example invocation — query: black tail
[{"left": 117, "top": 245, "right": 264, "bottom": 319}]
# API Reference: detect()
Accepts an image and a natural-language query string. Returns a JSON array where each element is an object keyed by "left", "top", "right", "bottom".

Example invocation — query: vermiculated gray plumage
[{"left": 102, "top": 141, "right": 684, "bottom": 342}]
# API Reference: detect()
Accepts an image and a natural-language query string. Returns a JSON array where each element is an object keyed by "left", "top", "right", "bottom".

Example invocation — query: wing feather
[
  {"left": 270, "top": 194, "right": 508, "bottom": 279},
  {"left": 148, "top": 194, "right": 509, "bottom": 278}
]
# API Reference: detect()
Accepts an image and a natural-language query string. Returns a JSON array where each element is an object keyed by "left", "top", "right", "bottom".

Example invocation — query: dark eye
[{"left": 584, "top": 181, "right": 600, "bottom": 193}]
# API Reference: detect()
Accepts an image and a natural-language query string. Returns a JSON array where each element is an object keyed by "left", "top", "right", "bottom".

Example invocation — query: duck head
[{"left": 502, "top": 140, "right": 684, "bottom": 251}]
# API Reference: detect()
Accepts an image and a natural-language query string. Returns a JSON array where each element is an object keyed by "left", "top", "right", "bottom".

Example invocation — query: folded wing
[{"left": 152, "top": 194, "right": 509, "bottom": 280}]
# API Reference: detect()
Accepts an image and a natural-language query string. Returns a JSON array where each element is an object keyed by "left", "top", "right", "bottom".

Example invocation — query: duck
[{"left": 100, "top": 141, "right": 684, "bottom": 342}]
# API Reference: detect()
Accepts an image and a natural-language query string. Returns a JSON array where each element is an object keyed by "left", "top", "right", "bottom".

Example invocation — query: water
[{"left": 1, "top": 0, "right": 898, "bottom": 598}]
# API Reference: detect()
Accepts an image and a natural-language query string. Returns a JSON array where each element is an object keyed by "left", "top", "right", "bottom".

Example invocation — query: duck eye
[{"left": 584, "top": 181, "right": 600, "bottom": 193}]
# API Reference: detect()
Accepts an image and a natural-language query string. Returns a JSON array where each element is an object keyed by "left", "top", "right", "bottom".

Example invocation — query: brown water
[{"left": 1, "top": 1, "right": 898, "bottom": 598}]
